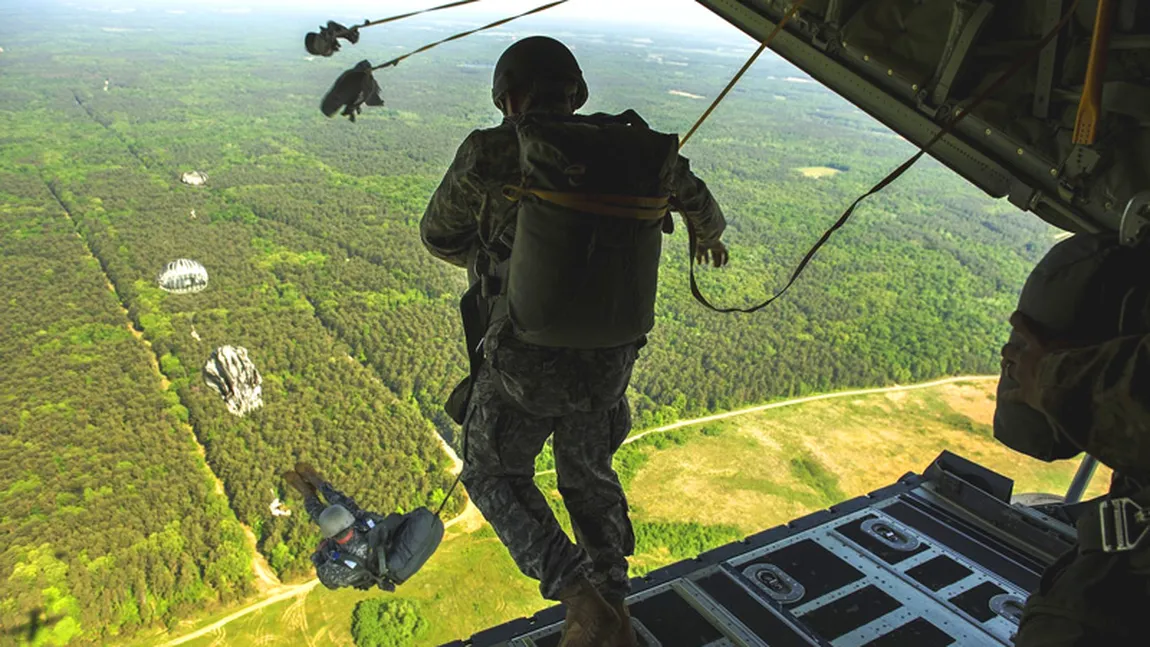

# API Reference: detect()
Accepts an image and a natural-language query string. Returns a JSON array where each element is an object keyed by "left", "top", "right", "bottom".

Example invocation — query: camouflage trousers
[
  {"left": 1015, "top": 546, "right": 1150, "bottom": 646},
  {"left": 302, "top": 483, "right": 353, "bottom": 524},
  {"left": 460, "top": 326, "right": 639, "bottom": 601}
]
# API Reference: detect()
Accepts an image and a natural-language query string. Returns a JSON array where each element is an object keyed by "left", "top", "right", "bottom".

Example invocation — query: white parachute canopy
[
  {"left": 158, "top": 259, "right": 209, "bottom": 294},
  {"left": 203, "top": 345, "right": 263, "bottom": 417},
  {"left": 180, "top": 171, "right": 208, "bottom": 186},
  {"left": 270, "top": 498, "right": 291, "bottom": 517}
]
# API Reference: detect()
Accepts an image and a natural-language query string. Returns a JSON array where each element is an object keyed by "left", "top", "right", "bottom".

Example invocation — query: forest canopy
[{"left": 0, "top": 3, "right": 1053, "bottom": 644}]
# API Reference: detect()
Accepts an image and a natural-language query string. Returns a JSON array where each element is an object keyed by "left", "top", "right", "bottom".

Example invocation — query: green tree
[{"left": 351, "top": 598, "right": 431, "bottom": 647}]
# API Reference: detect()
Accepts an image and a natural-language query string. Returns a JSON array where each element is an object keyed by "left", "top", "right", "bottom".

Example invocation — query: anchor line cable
[
  {"left": 681, "top": 0, "right": 1082, "bottom": 313},
  {"left": 354, "top": 0, "right": 484, "bottom": 31},
  {"left": 373, "top": 0, "right": 570, "bottom": 71},
  {"left": 678, "top": 0, "right": 808, "bottom": 150}
]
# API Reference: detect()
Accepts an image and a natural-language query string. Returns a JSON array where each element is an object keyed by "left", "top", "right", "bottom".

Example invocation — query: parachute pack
[
  {"left": 501, "top": 110, "right": 678, "bottom": 349},
  {"left": 313, "top": 507, "right": 444, "bottom": 592}
]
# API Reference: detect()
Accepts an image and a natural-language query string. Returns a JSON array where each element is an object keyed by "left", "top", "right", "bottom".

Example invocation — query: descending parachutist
[
  {"left": 269, "top": 494, "right": 291, "bottom": 517},
  {"left": 158, "top": 259, "right": 208, "bottom": 294},
  {"left": 203, "top": 346, "right": 263, "bottom": 417}
]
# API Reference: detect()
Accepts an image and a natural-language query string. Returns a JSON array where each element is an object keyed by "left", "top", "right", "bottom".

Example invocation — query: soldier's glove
[
  {"left": 695, "top": 240, "right": 730, "bottom": 268},
  {"left": 305, "top": 21, "right": 360, "bottom": 57},
  {"left": 321, "top": 60, "right": 384, "bottom": 122}
]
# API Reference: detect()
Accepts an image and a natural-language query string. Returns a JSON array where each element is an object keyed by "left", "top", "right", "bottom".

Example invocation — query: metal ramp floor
[{"left": 445, "top": 451, "right": 1076, "bottom": 647}]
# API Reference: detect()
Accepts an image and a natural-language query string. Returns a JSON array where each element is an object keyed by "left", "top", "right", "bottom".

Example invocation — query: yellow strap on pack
[{"left": 503, "top": 185, "right": 670, "bottom": 221}]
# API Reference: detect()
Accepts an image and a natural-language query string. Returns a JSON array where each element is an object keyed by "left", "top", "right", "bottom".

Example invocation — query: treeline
[
  {"left": 0, "top": 13, "right": 1061, "bottom": 644},
  {"left": 19, "top": 96, "right": 463, "bottom": 586},
  {"left": 54, "top": 17, "right": 1053, "bottom": 446},
  {"left": 0, "top": 167, "right": 252, "bottom": 643}
]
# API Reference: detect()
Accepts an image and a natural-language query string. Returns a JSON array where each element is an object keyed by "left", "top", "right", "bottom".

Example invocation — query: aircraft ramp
[{"left": 445, "top": 451, "right": 1075, "bottom": 646}]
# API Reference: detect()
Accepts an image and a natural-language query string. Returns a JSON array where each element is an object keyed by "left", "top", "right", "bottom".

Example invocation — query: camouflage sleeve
[
  {"left": 315, "top": 558, "right": 374, "bottom": 591},
  {"left": 670, "top": 154, "right": 726, "bottom": 247},
  {"left": 1036, "top": 334, "right": 1150, "bottom": 473},
  {"left": 420, "top": 131, "right": 486, "bottom": 268}
]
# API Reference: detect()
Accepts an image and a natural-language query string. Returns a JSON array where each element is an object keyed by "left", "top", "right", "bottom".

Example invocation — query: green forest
[{"left": 0, "top": 1, "right": 1054, "bottom": 644}]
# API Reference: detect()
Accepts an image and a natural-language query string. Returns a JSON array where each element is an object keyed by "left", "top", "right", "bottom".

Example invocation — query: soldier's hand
[
  {"left": 999, "top": 312, "right": 1071, "bottom": 410},
  {"left": 695, "top": 241, "right": 729, "bottom": 268}
]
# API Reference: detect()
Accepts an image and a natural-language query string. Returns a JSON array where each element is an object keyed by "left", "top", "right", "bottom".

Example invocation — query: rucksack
[{"left": 501, "top": 110, "right": 679, "bottom": 349}]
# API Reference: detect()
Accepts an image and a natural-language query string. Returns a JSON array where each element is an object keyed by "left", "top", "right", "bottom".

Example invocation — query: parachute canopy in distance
[
  {"left": 203, "top": 345, "right": 263, "bottom": 417},
  {"left": 270, "top": 498, "right": 292, "bottom": 517},
  {"left": 180, "top": 171, "right": 208, "bottom": 186},
  {"left": 158, "top": 259, "right": 209, "bottom": 294}
]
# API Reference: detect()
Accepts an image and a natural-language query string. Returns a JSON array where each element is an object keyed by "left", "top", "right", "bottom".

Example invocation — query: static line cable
[
  {"left": 373, "top": 0, "right": 570, "bottom": 70},
  {"left": 684, "top": 0, "right": 1082, "bottom": 314},
  {"left": 358, "top": 0, "right": 483, "bottom": 30},
  {"left": 319, "top": 0, "right": 572, "bottom": 120},
  {"left": 435, "top": 473, "right": 463, "bottom": 518},
  {"left": 678, "top": 0, "right": 808, "bottom": 150},
  {"left": 306, "top": 0, "right": 485, "bottom": 57}
]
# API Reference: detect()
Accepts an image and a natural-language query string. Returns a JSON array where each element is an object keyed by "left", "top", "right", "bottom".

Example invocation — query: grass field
[
  {"left": 627, "top": 380, "right": 1108, "bottom": 534},
  {"left": 155, "top": 379, "right": 1106, "bottom": 647},
  {"left": 795, "top": 166, "right": 843, "bottom": 178}
]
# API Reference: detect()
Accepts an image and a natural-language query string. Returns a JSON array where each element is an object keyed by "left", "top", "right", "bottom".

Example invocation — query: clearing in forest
[
  {"left": 157, "top": 379, "right": 1105, "bottom": 647},
  {"left": 795, "top": 166, "right": 842, "bottom": 178},
  {"left": 628, "top": 379, "right": 1109, "bottom": 535}
]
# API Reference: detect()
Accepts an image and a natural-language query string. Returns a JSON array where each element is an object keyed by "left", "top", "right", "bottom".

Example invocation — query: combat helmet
[
  {"left": 492, "top": 36, "right": 588, "bottom": 111},
  {"left": 318, "top": 504, "right": 356, "bottom": 539},
  {"left": 994, "top": 233, "right": 1150, "bottom": 461}
]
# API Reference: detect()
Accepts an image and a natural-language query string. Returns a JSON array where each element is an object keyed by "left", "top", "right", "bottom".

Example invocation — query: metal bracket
[
  {"left": 1033, "top": 0, "right": 1065, "bottom": 118},
  {"left": 1120, "top": 192, "right": 1150, "bottom": 247},
  {"left": 989, "top": 593, "right": 1026, "bottom": 626},
  {"left": 931, "top": 1, "right": 995, "bottom": 107},
  {"left": 860, "top": 518, "right": 922, "bottom": 552},
  {"left": 743, "top": 563, "right": 806, "bottom": 604},
  {"left": 1099, "top": 497, "right": 1150, "bottom": 552}
]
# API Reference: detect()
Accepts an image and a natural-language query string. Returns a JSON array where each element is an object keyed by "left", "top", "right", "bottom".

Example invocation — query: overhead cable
[{"left": 683, "top": 0, "right": 1083, "bottom": 314}]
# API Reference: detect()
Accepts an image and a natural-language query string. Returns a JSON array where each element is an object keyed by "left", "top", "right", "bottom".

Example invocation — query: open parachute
[
  {"left": 203, "top": 345, "right": 263, "bottom": 417},
  {"left": 158, "top": 259, "right": 209, "bottom": 294}
]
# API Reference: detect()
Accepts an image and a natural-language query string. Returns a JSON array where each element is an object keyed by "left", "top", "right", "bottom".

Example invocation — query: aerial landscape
[{"left": 0, "top": 1, "right": 1104, "bottom": 645}]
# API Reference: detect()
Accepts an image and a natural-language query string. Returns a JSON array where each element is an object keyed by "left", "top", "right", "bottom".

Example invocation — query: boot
[
  {"left": 295, "top": 462, "right": 326, "bottom": 490},
  {"left": 605, "top": 599, "right": 638, "bottom": 647},
  {"left": 283, "top": 470, "right": 315, "bottom": 499},
  {"left": 557, "top": 575, "right": 620, "bottom": 647}
]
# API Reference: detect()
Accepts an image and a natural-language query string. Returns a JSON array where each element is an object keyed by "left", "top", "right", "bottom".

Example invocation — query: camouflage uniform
[
  {"left": 1029, "top": 334, "right": 1150, "bottom": 480},
  {"left": 1014, "top": 333, "right": 1150, "bottom": 646},
  {"left": 421, "top": 114, "right": 725, "bottom": 601},
  {"left": 304, "top": 484, "right": 399, "bottom": 591}
]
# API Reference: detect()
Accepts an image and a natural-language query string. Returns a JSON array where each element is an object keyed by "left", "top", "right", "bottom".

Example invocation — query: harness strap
[
  {"left": 327, "top": 546, "right": 396, "bottom": 591},
  {"left": 503, "top": 185, "right": 670, "bottom": 220}
]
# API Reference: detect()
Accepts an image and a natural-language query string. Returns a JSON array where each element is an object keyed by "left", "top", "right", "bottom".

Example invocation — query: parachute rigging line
[
  {"left": 683, "top": 0, "right": 1083, "bottom": 314},
  {"left": 372, "top": 0, "right": 570, "bottom": 71},
  {"left": 355, "top": 0, "right": 484, "bottom": 31},
  {"left": 306, "top": 1, "right": 484, "bottom": 57},
  {"left": 678, "top": 0, "right": 808, "bottom": 150}
]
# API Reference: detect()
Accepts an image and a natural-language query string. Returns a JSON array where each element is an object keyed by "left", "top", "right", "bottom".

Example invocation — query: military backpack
[{"left": 500, "top": 110, "right": 679, "bottom": 349}]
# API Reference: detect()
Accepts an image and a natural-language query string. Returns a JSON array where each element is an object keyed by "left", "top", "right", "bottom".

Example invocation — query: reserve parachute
[
  {"left": 158, "top": 259, "right": 209, "bottom": 294},
  {"left": 203, "top": 345, "right": 263, "bottom": 416}
]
